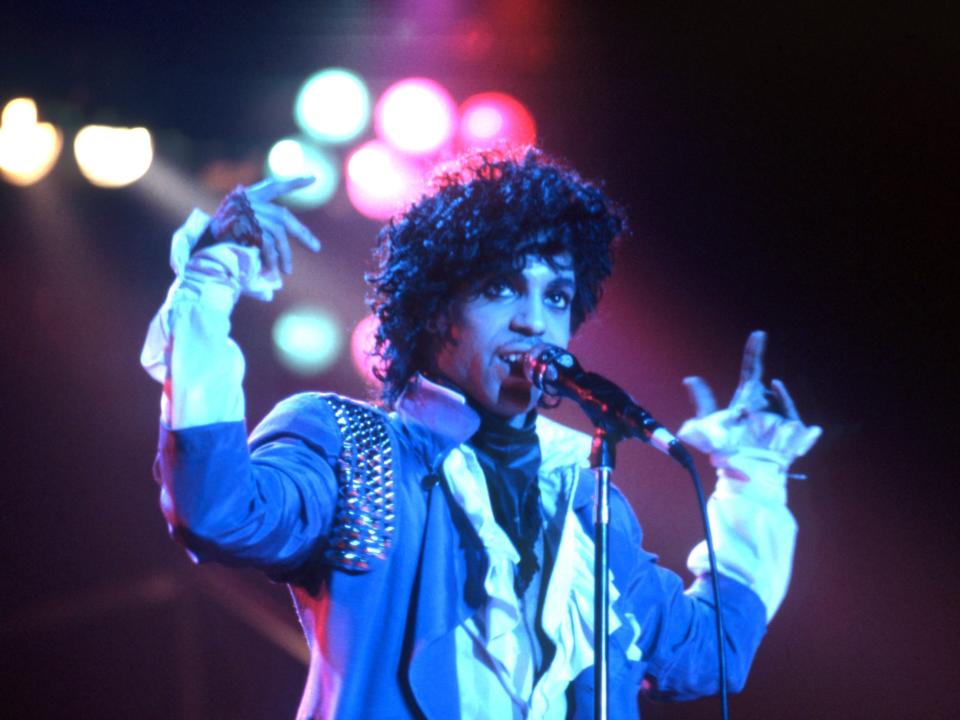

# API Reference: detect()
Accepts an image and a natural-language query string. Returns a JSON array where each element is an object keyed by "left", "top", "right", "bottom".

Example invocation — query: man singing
[{"left": 141, "top": 148, "right": 820, "bottom": 719}]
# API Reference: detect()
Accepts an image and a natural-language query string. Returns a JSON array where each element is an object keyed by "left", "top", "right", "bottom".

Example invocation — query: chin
[{"left": 495, "top": 381, "right": 538, "bottom": 416}]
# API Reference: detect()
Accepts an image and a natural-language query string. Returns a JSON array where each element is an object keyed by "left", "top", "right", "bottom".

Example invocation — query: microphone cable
[{"left": 675, "top": 452, "right": 730, "bottom": 720}]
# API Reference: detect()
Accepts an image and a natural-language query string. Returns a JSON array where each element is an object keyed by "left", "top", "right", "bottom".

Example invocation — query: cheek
[
  {"left": 547, "top": 315, "right": 572, "bottom": 346},
  {"left": 441, "top": 328, "right": 488, "bottom": 384}
]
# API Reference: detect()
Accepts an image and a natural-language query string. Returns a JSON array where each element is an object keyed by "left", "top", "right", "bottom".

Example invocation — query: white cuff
[
  {"left": 140, "top": 209, "right": 280, "bottom": 429},
  {"left": 170, "top": 208, "right": 282, "bottom": 301},
  {"left": 684, "top": 444, "right": 799, "bottom": 622},
  {"left": 678, "top": 409, "right": 822, "bottom": 471}
]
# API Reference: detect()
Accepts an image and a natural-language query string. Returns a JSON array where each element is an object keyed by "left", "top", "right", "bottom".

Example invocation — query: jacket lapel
[{"left": 407, "top": 477, "right": 487, "bottom": 718}]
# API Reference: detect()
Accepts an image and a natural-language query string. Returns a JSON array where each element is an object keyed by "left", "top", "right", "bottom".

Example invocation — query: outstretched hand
[
  {"left": 683, "top": 330, "right": 802, "bottom": 422},
  {"left": 201, "top": 176, "right": 322, "bottom": 275},
  {"left": 678, "top": 330, "right": 821, "bottom": 467}
]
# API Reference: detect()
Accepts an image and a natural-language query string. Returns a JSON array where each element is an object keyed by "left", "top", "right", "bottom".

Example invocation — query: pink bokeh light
[
  {"left": 345, "top": 140, "right": 423, "bottom": 220},
  {"left": 458, "top": 92, "right": 537, "bottom": 151},
  {"left": 375, "top": 77, "right": 457, "bottom": 156},
  {"left": 350, "top": 313, "right": 384, "bottom": 385}
]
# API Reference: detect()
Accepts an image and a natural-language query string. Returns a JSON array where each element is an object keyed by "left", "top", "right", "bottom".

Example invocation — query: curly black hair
[{"left": 366, "top": 146, "right": 626, "bottom": 404}]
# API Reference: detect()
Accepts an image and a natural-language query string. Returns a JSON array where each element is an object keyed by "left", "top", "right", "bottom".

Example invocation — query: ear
[
  {"left": 424, "top": 314, "right": 448, "bottom": 335},
  {"left": 426, "top": 301, "right": 462, "bottom": 338}
]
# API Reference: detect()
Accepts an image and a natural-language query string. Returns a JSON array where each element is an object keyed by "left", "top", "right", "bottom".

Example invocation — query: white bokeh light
[
  {"left": 74, "top": 125, "right": 153, "bottom": 188},
  {"left": 0, "top": 98, "right": 62, "bottom": 186}
]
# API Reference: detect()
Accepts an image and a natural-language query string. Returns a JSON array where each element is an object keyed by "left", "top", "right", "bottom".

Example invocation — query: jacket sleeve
[
  {"left": 155, "top": 393, "right": 342, "bottom": 579},
  {"left": 609, "top": 490, "right": 768, "bottom": 701}
]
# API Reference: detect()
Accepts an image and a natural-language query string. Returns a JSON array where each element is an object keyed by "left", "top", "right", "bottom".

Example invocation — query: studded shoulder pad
[{"left": 322, "top": 397, "right": 396, "bottom": 571}]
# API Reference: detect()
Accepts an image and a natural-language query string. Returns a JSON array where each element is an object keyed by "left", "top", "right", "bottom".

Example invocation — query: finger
[
  {"left": 683, "top": 376, "right": 718, "bottom": 417},
  {"left": 254, "top": 202, "right": 321, "bottom": 252},
  {"left": 282, "top": 208, "right": 322, "bottom": 252},
  {"left": 260, "top": 238, "right": 280, "bottom": 275},
  {"left": 738, "top": 330, "right": 767, "bottom": 386},
  {"left": 246, "top": 175, "right": 316, "bottom": 203},
  {"left": 771, "top": 379, "right": 801, "bottom": 420},
  {"left": 258, "top": 216, "right": 292, "bottom": 275},
  {"left": 275, "top": 229, "right": 293, "bottom": 275}
]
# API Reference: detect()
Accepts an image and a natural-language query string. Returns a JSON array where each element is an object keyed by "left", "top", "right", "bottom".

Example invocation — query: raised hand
[
  {"left": 678, "top": 330, "right": 821, "bottom": 467},
  {"left": 683, "top": 331, "right": 802, "bottom": 421},
  {"left": 201, "top": 176, "right": 322, "bottom": 275}
]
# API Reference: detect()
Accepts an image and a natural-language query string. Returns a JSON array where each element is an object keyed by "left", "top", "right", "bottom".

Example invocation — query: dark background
[{"left": 1, "top": 2, "right": 956, "bottom": 718}]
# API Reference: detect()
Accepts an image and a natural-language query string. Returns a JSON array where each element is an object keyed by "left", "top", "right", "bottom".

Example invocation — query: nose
[{"left": 509, "top": 296, "right": 547, "bottom": 336}]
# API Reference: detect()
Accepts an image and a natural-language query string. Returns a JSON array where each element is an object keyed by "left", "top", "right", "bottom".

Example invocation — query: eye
[
  {"left": 482, "top": 280, "right": 515, "bottom": 299},
  {"left": 546, "top": 290, "right": 573, "bottom": 310}
]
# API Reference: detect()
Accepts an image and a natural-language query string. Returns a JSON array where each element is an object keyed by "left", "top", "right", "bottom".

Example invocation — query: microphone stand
[
  {"left": 590, "top": 427, "right": 618, "bottom": 720},
  {"left": 526, "top": 345, "right": 729, "bottom": 719}
]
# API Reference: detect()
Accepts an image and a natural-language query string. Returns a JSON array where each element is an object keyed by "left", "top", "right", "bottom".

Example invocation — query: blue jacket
[{"left": 155, "top": 386, "right": 767, "bottom": 719}]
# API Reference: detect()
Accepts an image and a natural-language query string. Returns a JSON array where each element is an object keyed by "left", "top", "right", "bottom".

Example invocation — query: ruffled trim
[
  {"left": 170, "top": 207, "right": 282, "bottom": 301},
  {"left": 680, "top": 412, "right": 803, "bottom": 621},
  {"left": 443, "top": 447, "right": 529, "bottom": 703},
  {"left": 530, "top": 464, "right": 627, "bottom": 718},
  {"left": 678, "top": 409, "right": 822, "bottom": 472},
  {"left": 443, "top": 434, "right": 634, "bottom": 719}
]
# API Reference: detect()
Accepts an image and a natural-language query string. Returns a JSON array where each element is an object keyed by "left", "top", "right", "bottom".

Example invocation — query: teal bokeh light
[
  {"left": 272, "top": 305, "right": 343, "bottom": 375},
  {"left": 295, "top": 68, "right": 370, "bottom": 144},
  {"left": 265, "top": 137, "right": 339, "bottom": 208}
]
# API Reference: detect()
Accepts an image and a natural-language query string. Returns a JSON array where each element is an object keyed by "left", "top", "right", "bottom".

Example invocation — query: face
[{"left": 431, "top": 253, "right": 576, "bottom": 427}]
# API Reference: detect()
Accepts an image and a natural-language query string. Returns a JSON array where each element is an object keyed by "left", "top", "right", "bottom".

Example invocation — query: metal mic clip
[{"left": 523, "top": 345, "right": 574, "bottom": 394}]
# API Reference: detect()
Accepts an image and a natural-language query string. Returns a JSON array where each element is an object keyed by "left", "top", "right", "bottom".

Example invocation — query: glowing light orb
[
  {"left": 0, "top": 98, "right": 62, "bottom": 186},
  {"left": 375, "top": 78, "right": 457, "bottom": 155},
  {"left": 272, "top": 305, "right": 343, "bottom": 375},
  {"left": 467, "top": 106, "right": 503, "bottom": 138},
  {"left": 345, "top": 140, "right": 423, "bottom": 220},
  {"left": 266, "top": 137, "right": 338, "bottom": 208},
  {"left": 74, "top": 125, "right": 153, "bottom": 188},
  {"left": 350, "top": 313, "right": 384, "bottom": 385},
  {"left": 295, "top": 68, "right": 370, "bottom": 144},
  {"left": 458, "top": 92, "right": 537, "bottom": 151}
]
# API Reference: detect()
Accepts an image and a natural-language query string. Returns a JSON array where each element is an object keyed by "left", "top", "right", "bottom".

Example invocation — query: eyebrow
[{"left": 545, "top": 275, "right": 576, "bottom": 291}]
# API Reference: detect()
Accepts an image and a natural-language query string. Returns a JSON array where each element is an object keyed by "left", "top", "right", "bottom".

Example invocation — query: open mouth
[{"left": 497, "top": 351, "right": 531, "bottom": 379}]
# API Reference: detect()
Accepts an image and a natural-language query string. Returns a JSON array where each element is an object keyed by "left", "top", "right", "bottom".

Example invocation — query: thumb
[{"left": 683, "top": 376, "right": 718, "bottom": 418}]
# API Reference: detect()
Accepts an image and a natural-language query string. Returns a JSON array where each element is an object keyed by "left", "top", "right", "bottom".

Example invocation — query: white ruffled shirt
[{"left": 421, "top": 402, "right": 638, "bottom": 720}]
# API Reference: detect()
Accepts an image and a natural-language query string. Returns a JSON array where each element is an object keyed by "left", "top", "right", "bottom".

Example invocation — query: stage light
[
  {"left": 266, "top": 137, "right": 338, "bottom": 208},
  {"left": 74, "top": 125, "right": 153, "bottom": 188},
  {"left": 458, "top": 92, "right": 536, "bottom": 151},
  {"left": 345, "top": 139, "right": 422, "bottom": 220},
  {"left": 350, "top": 313, "right": 383, "bottom": 385},
  {"left": 272, "top": 305, "right": 343, "bottom": 375},
  {"left": 0, "top": 98, "right": 62, "bottom": 186},
  {"left": 295, "top": 68, "right": 370, "bottom": 144},
  {"left": 375, "top": 77, "right": 457, "bottom": 155}
]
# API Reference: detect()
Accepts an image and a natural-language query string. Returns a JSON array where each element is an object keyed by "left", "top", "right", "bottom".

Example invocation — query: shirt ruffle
[
  {"left": 444, "top": 439, "right": 631, "bottom": 719},
  {"left": 530, "top": 464, "right": 629, "bottom": 718},
  {"left": 170, "top": 208, "right": 282, "bottom": 301},
  {"left": 678, "top": 409, "right": 822, "bottom": 473}
]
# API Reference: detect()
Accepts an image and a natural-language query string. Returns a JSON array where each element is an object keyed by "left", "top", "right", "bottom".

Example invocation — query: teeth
[{"left": 501, "top": 353, "right": 524, "bottom": 364}]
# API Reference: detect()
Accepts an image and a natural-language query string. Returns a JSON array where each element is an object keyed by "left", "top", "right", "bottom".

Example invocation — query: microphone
[{"left": 524, "top": 344, "right": 693, "bottom": 467}]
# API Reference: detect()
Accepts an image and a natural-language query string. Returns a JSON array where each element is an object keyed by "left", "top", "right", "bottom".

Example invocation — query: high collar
[
  {"left": 394, "top": 373, "right": 594, "bottom": 494},
  {"left": 394, "top": 375, "right": 481, "bottom": 472}
]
